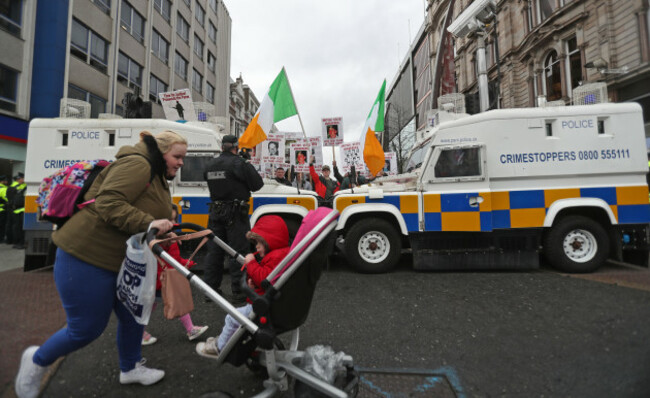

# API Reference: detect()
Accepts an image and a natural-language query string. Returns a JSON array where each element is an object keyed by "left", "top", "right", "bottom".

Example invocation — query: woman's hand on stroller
[
  {"left": 149, "top": 219, "right": 174, "bottom": 236},
  {"left": 247, "top": 277, "right": 255, "bottom": 290}
]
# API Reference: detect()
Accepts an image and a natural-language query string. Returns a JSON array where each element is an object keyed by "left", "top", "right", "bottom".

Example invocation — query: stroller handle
[{"left": 146, "top": 223, "right": 246, "bottom": 264}]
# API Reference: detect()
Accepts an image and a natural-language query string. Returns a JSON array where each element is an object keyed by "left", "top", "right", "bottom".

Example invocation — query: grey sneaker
[
  {"left": 119, "top": 358, "right": 165, "bottom": 386},
  {"left": 15, "top": 346, "right": 47, "bottom": 398},
  {"left": 187, "top": 325, "right": 209, "bottom": 341}
]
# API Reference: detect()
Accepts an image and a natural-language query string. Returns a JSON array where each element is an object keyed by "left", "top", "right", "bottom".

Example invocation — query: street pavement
[{"left": 1, "top": 245, "right": 650, "bottom": 397}]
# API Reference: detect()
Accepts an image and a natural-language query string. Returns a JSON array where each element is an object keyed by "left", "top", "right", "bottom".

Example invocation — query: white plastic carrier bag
[{"left": 116, "top": 232, "right": 157, "bottom": 325}]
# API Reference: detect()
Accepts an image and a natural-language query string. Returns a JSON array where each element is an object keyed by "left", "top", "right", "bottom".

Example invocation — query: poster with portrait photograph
[
  {"left": 308, "top": 136, "right": 323, "bottom": 173},
  {"left": 290, "top": 143, "right": 310, "bottom": 173},
  {"left": 340, "top": 142, "right": 364, "bottom": 174},
  {"left": 283, "top": 132, "right": 306, "bottom": 164},
  {"left": 383, "top": 152, "right": 397, "bottom": 175},
  {"left": 322, "top": 117, "right": 343, "bottom": 146},
  {"left": 262, "top": 134, "right": 285, "bottom": 164}
]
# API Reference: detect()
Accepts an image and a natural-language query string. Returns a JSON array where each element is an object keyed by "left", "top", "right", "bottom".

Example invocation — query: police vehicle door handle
[{"left": 468, "top": 196, "right": 484, "bottom": 207}]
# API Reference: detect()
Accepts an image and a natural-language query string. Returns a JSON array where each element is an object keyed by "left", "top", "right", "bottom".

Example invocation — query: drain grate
[{"left": 357, "top": 369, "right": 458, "bottom": 398}]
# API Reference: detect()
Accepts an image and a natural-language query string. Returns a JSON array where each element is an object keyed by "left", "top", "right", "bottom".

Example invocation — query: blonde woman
[{"left": 15, "top": 131, "right": 187, "bottom": 398}]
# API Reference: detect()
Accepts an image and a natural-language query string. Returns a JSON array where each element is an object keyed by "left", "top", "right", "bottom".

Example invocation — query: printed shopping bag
[
  {"left": 161, "top": 265, "right": 194, "bottom": 319},
  {"left": 116, "top": 233, "right": 157, "bottom": 325}
]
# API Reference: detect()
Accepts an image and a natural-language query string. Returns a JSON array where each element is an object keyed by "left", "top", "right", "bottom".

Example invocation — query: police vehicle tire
[
  {"left": 345, "top": 218, "right": 401, "bottom": 273},
  {"left": 544, "top": 215, "right": 609, "bottom": 273}
]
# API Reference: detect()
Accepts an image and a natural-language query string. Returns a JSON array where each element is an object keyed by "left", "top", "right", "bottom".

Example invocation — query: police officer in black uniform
[{"left": 204, "top": 135, "right": 264, "bottom": 304}]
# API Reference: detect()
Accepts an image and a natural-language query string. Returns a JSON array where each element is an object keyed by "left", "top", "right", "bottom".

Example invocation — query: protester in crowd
[
  {"left": 14, "top": 130, "right": 186, "bottom": 398},
  {"left": 273, "top": 167, "right": 292, "bottom": 186},
  {"left": 197, "top": 215, "right": 289, "bottom": 358},
  {"left": 292, "top": 172, "right": 312, "bottom": 190},
  {"left": 203, "top": 135, "right": 263, "bottom": 305},
  {"left": 142, "top": 204, "right": 209, "bottom": 346},
  {"left": 309, "top": 156, "right": 340, "bottom": 207},
  {"left": 332, "top": 161, "right": 369, "bottom": 190}
]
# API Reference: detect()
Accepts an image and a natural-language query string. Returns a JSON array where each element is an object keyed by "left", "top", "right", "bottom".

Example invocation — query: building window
[
  {"left": 195, "top": 1, "right": 205, "bottom": 26},
  {"left": 175, "top": 52, "right": 188, "bottom": 80},
  {"left": 0, "top": 64, "right": 18, "bottom": 112},
  {"left": 192, "top": 69, "right": 202, "bottom": 93},
  {"left": 544, "top": 50, "right": 562, "bottom": 101},
  {"left": 209, "top": 0, "right": 217, "bottom": 13},
  {"left": 536, "top": 0, "right": 575, "bottom": 24},
  {"left": 117, "top": 52, "right": 142, "bottom": 89},
  {"left": 153, "top": 0, "right": 171, "bottom": 22},
  {"left": 208, "top": 21, "right": 217, "bottom": 43},
  {"left": 0, "top": 0, "right": 22, "bottom": 36},
  {"left": 151, "top": 29, "right": 169, "bottom": 63},
  {"left": 207, "top": 51, "right": 215, "bottom": 72},
  {"left": 194, "top": 34, "right": 204, "bottom": 59},
  {"left": 149, "top": 74, "right": 168, "bottom": 102},
  {"left": 120, "top": 2, "right": 145, "bottom": 43},
  {"left": 566, "top": 36, "right": 583, "bottom": 96},
  {"left": 68, "top": 84, "right": 106, "bottom": 118},
  {"left": 177, "top": 13, "right": 189, "bottom": 43},
  {"left": 70, "top": 19, "right": 108, "bottom": 73},
  {"left": 206, "top": 82, "right": 214, "bottom": 103},
  {"left": 91, "top": 0, "right": 111, "bottom": 14}
]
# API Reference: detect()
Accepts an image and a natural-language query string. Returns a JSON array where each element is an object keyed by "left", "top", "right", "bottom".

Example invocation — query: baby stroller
[{"left": 146, "top": 207, "right": 358, "bottom": 398}]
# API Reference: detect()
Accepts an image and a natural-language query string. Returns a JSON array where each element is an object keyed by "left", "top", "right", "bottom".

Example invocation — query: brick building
[{"left": 443, "top": 0, "right": 650, "bottom": 134}]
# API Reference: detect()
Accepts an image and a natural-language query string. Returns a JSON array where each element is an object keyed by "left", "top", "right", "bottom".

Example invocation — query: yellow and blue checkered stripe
[
  {"left": 335, "top": 194, "right": 421, "bottom": 232},
  {"left": 425, "top": 186, "right": 650, "bottom": 231},
  {"left": 335, "top": 186, "right": 650, "bottom": 233},
  {"left": 174, "top": 195, "right": 317, "bottom": 227}
]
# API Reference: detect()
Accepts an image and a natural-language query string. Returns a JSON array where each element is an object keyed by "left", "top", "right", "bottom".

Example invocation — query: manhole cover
[{"left": 357, "top": 369, "right": 458, "bottom": 397}]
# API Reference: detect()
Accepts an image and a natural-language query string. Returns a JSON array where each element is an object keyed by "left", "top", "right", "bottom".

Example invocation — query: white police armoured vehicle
[
  {"left": 332, "top": 102, "right": 650, "bottom": 273},
  {"left": 23, "top": 118, "right": 317, "bottom": 270}
]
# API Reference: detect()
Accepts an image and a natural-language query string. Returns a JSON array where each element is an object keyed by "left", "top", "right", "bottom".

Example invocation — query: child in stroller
[
  {"left": 147, "top": 207, "right": 358, "bottom": 397},
  {"left": 197, "top": 214, "right": 290, "bottom": 357}
]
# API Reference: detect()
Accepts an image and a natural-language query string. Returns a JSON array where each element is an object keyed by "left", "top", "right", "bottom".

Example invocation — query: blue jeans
[{"left": 33, "top": 249, "right": 144, "bottom": 371}]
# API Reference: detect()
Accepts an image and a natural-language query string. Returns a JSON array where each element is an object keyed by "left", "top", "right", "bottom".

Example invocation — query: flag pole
[{"left": 282, "top": 67, "right": 307, "bottom": 139}]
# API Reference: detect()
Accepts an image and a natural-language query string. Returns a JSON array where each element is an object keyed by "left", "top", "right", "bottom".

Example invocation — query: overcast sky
[{"left": 223, "top": 1, "right": 426, "bottom": 161}]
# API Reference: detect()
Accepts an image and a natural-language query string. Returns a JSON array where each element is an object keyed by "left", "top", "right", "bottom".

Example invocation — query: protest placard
[
  {"left": 340, "top": 142, "right": 364, "bottom": 174},
  {"left": 322, "top": 117, "right": 343, "bottom": 146},
  {"left": 290, "top": 142, "right": 310, "bottom": 173},
  {"left": 262, "top": 134, "right": 285, "bottom": 164},
  {"left": 159, "top": 89, "right": 197, "bottom": 121}
]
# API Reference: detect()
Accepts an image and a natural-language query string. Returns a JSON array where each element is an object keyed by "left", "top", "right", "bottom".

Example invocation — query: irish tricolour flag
[
  {"left": 239, "top": 68, "right": 297, "bottom": 149},
  {"left": 360, "top": 80, "right": 386, "bottom": 177}
]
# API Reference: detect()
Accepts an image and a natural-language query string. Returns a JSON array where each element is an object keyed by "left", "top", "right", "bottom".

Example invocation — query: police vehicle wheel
[
  {"left": 345, "top": 219, "right": 401, "bottom": 273},
  {"left": 544, "top": 215, "right": 609, "bottom": 273}
]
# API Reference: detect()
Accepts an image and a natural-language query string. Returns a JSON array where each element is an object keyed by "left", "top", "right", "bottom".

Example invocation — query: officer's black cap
[
  {"left": 222, "top": 135, "right": 238, "bottom": 145},
  {"left": 0, "top": 175, "right": 6, "bottom": 181},
  {"left": 16, "top": 172, "right": 24, "bottom": 179}
]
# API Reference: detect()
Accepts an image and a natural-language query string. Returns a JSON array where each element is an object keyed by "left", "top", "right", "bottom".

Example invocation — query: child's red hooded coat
[{"left": 245, "top": 215, "right": 290, "bottom": 294}]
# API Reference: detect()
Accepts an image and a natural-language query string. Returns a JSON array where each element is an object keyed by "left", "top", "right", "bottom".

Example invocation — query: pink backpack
[{"left": 36, "top": 160, "right": 111, "bottom": 227}]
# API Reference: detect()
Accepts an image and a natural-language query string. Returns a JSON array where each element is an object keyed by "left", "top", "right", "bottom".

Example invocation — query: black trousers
[
  {"left": 4, "top": 209, "right": 15, "bottom": 244},
  {"left": 203, "top": 209, "right": 250, "bottom": 294},
  {"left": 12, "top": 212, "right": 24, "bottom": 245},
  {"left": 0, "top": 210, "right": 6, "bottom": 241}
]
